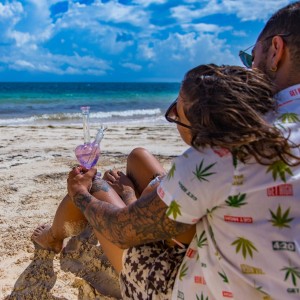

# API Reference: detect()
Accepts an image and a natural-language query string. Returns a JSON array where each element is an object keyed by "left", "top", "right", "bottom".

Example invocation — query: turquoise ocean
[{"left": 0, "top": 82, "right": 180, "bottom": 126}]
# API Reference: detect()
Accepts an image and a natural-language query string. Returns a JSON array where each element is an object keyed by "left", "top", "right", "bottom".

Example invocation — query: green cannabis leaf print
[
  {"left": 218, "top": 270, "right": 229, "bottom": 283},
  {"left": 278, "top": 112, "right": 300, "bottom": 123},
  {"left": 196, "top": 293, "right": 209, "bottom": 300},
  {"left": 167, "top": 163, "right": 176, "bottom": 180},
  {"left": 206, "top": 205, "right": 219, "bottom": 218},
  {"left": 232, "top": 154, "right": 238, "bottom": 169},
  {"left": 281, "top": 264, "right": 300, "bottom": 286},
  {"left": 179, "top": 262, "right": 188, "bottom": 280},
  {"left": 255, "top": 285, "right": 269, "bottom": 297},
  {"left": 225, "top": 193, "right": 247, "bottom": 207},
  {"left": 193, "top": 159, "right": 216, "bottom": 182},
  {"left": 266, "top": 160, "right": 293, "bottom": 182},
  {"left": 269, "top": 205, "right": 294, "bottom": 229},
  {"left": 166, "top": 200, "right": 182, "bottom": 219},
  {"left": 197, "top": 230, "right": 208, "bottom": 248},
  {"left": 231, "top": 237, "right": 258, "bottom": 259}
]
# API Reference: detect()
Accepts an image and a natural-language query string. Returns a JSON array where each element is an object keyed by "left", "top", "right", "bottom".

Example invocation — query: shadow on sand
[{"left": 5, "top": 226, "right": 121, "bottom": 300}]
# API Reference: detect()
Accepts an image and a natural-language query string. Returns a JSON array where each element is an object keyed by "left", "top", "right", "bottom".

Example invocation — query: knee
[{"left": 127, "top": 147, "right": 150, "bottom": 163}]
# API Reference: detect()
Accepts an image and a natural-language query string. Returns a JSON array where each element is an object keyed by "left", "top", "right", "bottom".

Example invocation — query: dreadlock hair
[
  {"left": 259, "top": 1, "right": 300, "bottom": 71},
  {"left": 181, "top": 64, "right": 300, "bottom": 166}
]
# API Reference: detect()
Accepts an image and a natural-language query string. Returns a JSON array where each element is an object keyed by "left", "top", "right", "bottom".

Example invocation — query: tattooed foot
[{"left": 31, "top": 224, "right": 63, "bottom": 254}]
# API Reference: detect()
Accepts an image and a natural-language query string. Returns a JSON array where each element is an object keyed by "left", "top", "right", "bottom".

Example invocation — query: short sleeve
[{"left": 158, "top": 147, "right": 233, "bottom": 224}]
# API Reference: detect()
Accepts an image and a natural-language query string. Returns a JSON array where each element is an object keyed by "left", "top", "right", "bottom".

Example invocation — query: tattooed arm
[{"left": 67, "top": 167, "right": 192, "bottom": 249}]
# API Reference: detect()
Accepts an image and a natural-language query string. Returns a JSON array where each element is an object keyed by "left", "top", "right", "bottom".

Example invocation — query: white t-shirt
[{"left": 158, "top": 84, "right": 300, "bottom": 300}]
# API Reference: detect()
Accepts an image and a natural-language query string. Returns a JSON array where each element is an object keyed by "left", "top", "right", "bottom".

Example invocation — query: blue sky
[{"left": 0, "top": 0, "right": 295, "bottom": 82}]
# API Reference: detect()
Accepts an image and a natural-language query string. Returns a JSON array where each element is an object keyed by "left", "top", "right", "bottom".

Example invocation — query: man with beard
[{"left": 239, "top": 1, "right": 300, "bottom": 94}]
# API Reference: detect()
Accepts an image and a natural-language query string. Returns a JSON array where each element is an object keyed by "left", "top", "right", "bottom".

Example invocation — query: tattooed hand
[{"left": 67, "top": 166, "right": 97, "bottom": 199}]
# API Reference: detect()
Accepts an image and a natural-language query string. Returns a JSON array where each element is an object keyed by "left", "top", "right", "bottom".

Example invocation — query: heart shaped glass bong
[{"left": 75, "top": 106, "right": 106, "bottom": 169}]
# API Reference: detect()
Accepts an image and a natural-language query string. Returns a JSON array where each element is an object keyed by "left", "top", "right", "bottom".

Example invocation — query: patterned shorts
[{"left": 119, "top": 241, "right": 186, "bottom": 300}]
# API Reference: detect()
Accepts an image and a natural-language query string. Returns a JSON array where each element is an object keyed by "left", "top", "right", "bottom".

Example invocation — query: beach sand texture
[{"left": 0, "top": 124, "right": 187, "bottom": 299}]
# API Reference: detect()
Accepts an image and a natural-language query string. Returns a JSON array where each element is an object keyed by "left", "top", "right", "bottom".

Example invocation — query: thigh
[
  {"left": 90, "top": 177, "right": 126, "bottom": 208},
  {"left": 126, "top": 147, "right": 166, "bottom": 195}
]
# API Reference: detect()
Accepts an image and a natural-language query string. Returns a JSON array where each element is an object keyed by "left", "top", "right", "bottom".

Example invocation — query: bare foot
[
  {"left": 103, "top": 169, "right": 137, "bottom": 205},
  {"left": 31, "top": 224, "right": 63, "bottom": 254}
]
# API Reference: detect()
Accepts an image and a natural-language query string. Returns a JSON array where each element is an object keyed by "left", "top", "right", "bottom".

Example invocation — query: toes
[{"left": 31, "top": 224, "right": 50, "bottom": 240}]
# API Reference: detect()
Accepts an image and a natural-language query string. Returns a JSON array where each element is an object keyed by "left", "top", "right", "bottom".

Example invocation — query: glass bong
[{"left": 75, "top": 106, "right": 106, "bottom": 170}]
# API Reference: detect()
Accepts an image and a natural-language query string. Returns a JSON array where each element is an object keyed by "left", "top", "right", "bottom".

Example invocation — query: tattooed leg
[
  {"left": 90, "top": 178, "right": 126, "bottom": 208},
  {"left": 31, "top": 148, "right": 164, "bottom": 253},
  {"left": 31, "top": 177, "right": 125, "bottom": 253},
  {"left": 74, "top": 179, "right": 128, "bottom": 274}
]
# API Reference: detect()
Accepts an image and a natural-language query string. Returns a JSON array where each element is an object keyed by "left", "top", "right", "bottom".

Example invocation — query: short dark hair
[
  {"left": 181, "top": 64, "right": 299, "bottom": 166},
  {"left": 259, "top": 1, "right": 300, "bottom": 69}
]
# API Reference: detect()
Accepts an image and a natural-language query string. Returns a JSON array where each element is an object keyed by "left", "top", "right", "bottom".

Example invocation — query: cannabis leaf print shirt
[{"left": 158, "top": 84, "right": 300, "bottom": 300}]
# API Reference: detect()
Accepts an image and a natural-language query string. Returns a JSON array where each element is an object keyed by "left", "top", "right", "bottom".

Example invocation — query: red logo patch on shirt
[
  {"left": 290, "top": 89, "right": 299, "bottom": 96},
  {"left": 224, "top": 215, "right": 253, "bottom": 223},
  {"left": 186, "top": 248, "right": 197, "bottom": 258},
  {"left": 157, "top": 186, "right": 165, "bottom": 198},
  {"left": 213, "top": 148, "right": 230, "bottom": 157},
  {"left": 267, "top": 184, "right": 293, "bottom": 196},
  {"left": 222, "top": 291, "right": 233, "bottom": 298},
  {"left": 194, "top": 276, "right": 206, "bottom": 285}
]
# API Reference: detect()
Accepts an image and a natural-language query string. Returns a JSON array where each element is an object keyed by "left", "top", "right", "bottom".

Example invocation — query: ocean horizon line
[
  {"left": 0, "top": 82, "right": 178, "bottom": 126},
  {"left": 0, "top": 81, "right": 181, "bottom": 84}
]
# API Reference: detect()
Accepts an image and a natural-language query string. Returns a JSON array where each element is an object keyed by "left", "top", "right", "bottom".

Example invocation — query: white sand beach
[{"left": 0, "top": 124, "right": 187, "bottom": 299}]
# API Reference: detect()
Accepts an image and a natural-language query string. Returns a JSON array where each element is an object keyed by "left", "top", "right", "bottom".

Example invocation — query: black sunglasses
[
  {"left": 165, "top": 99, "right": 192, "bottom": 129},
  {"left": 239, "top": 33, "right": 291, "bottom": 68}
]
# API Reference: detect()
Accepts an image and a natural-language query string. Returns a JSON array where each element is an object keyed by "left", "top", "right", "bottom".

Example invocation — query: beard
[
  {"left": 255, "top": 51, "right": 278, "bottom": 94},
  {"left": 257, "top": 57, "right": 274, "bottom": 80}
]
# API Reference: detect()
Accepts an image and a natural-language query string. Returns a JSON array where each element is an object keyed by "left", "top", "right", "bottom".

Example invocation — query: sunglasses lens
[
  {"left": 169, "top": 104, "right": 178, "bottom": 120},
  {"left": 165, "top": 100, "right": 178, "bottom": 123},
  {"left": 239, "top": 51, "right": 253, "bottom": 68}
]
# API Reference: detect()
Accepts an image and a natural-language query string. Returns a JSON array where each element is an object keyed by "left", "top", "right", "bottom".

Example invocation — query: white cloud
[
  {"left": 0, "top": 0, "right": 295, "bottom": 81},
  {"left": 181, "top": 23, "right": 232, "bottom": 34},
  {"left": 138, "top": 43, "right": 156, "bottom": 60},
  {"left": 0, "top": 1, "right": 23, "bottom": 20},
  {"left": 171, "top": 0, "right": 292, "bottom": 22},
  {"left": 132, "top": 0, "right": 167, "bottom": 6},
  {"left": 64, "top": 1, "right": 150, "bottom": 27},
  {"left": 0, "top": 2, "right": 24, "bottom": 43},
  {"left": 222, "top": 0, "right": 291, "bottom": 21},
  {"left": 4, "top": 47, "right": 112, "bottom": 76},
  {"left": 232, "top": 30, "right": 247, "bottom": 37},
  {"left": 121, "top": 62, "right": 142, "bottom": 71},
  {"left": 9, "top": 31, "right": 34, "bottom": 48},
  {"left": 1, "top": 0, "right": 54, "bottom": 53},
  {"left": 13, "top": 60, "right": 35, "bottom": 70},
  {"left": 138, "top": 31, "right": 237, "bottom": 77}
]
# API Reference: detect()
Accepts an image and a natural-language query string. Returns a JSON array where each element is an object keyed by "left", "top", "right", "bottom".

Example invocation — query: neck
[{"left": 273, "top": 70, "right": 300, "bottom": 94}]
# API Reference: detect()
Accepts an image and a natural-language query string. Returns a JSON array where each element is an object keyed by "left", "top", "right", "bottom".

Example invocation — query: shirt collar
[{"left": 275, "top": 83, "right": 300, "bottom": 104}]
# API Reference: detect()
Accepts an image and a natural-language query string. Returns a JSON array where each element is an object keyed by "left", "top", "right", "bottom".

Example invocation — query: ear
[{"left": 269, "top": 36, "right": 285, "bottom": 71}]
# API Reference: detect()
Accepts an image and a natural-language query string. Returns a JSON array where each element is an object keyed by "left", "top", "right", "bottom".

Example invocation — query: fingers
[
  {"left": 68, "top": 166, "right": 97, "bottom": 179},
  {"left": 103, "top": 169, "right": 120, "bottom": 182}
]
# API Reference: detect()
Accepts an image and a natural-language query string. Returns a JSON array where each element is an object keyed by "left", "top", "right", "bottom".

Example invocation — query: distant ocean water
[{"left": 0, "top": 82, "right": 180, "bottom": 126}]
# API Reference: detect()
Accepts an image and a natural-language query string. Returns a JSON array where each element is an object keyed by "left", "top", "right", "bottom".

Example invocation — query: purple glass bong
[{"left": 75, "top": 106, "right": 106, "bottom": 169}]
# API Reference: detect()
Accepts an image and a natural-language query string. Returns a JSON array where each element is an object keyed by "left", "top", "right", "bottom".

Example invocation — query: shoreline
[{"left": 0, "top": 124, "right": 187, "bottom": 299}]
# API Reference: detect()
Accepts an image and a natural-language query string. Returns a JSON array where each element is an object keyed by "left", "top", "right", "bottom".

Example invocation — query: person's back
[{"left": 159, "top": 65, "right": 300, "bottom": 299}]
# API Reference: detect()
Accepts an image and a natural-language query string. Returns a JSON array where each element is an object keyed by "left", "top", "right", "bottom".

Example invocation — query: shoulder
[{"left": 171, "top": 146, "right": 234, "bottom": 174}]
